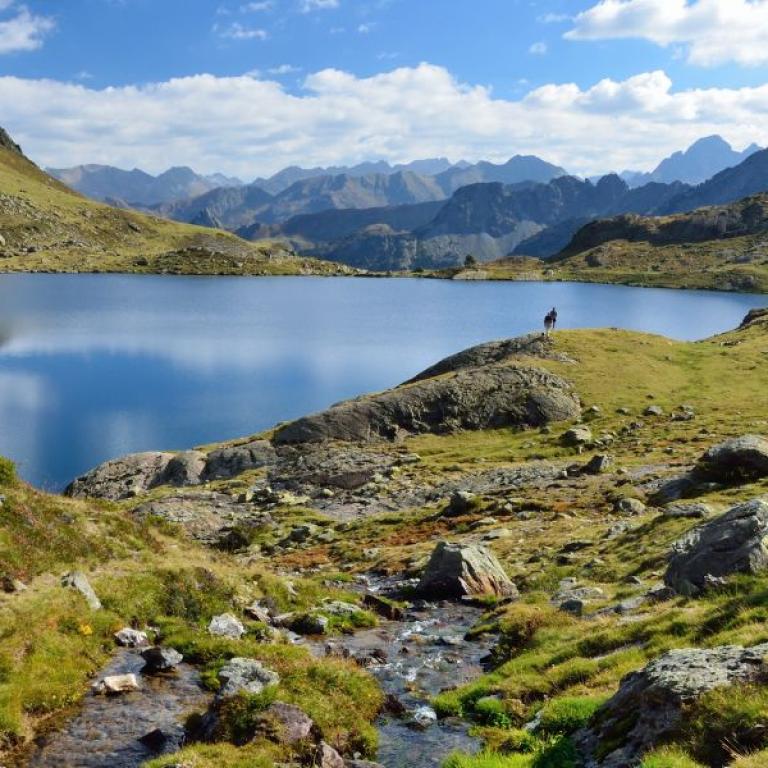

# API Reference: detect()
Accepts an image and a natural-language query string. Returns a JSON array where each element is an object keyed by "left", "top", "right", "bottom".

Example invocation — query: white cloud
[
  {"left": 241, "top": 1, "right": 273, "bottom": 10},
  {"left": 268, "top": 63, "right": 301, "bottom": 74},
  {"left": 0, "top": 4, "right": 55, "bottom": 54},
  {"left": 529, "top": 41, "right": 548, "bottom": 54},
  {"left": 215, "top": 22, "right": 268, "bottom": 39},
  {"left": 4, "top": 64, "right": 767, "bottom": 178},
  {"left": 567, "top": 0, "right": 768, "bottom": 66},
  {"left": 300, "top": 0, "right": 338, "bottom": 11},
  {"left": 538, "top": 12, "right": 572, "bottom": 23}
]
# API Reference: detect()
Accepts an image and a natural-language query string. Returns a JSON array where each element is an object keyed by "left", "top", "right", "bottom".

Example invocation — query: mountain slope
[
  {"left": 662, "top": 148, "right": 768, "bottom": 213},
  {"left": 47, "top": 164, "right": 243, "bottom": 206},
  {"left": 0, "top": 129, "right": 347, "bottom": 275}
]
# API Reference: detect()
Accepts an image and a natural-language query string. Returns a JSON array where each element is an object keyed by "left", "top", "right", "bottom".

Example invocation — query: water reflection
[{"left": 0, "top": 274, "right": 763, "bottom": 490}]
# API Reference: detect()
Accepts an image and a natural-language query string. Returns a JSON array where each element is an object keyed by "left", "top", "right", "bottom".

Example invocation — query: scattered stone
[
  {"left": 61, "top": 571, "right": 102, "bottom": 610},
  {"left": 417, "top": 542, "right": 518, "bottom": 599},
  {"left": 208, "top": 613, "right": 246, "bottom": 639},
  {"left": 291, "top": 614, "right": 329, "bottom": 636},
  {"left": 244, "top": 601, "right": 271, "bottom": 624},
  {"left": 643, "top": 405, "right": 664, "bottom": 417},
  {"left": 252, "top": 701, "right": 315, "bottom": 745},
  {"left": 1, "top": 575, "right": 27, "bottom": 593},
  {"left": 446, "top": 490, "right": 480, "bottom": 516},
  {"left": 316, "top": 741, "right": 345, "bottom": 768},
  {"left": 574, "top": 643, "right": 768, "bottom": 767},
  {"left": 646, "top": 585, "right": 676, "bottom": 603},
  {"left": 410, "top": 706, "right": 438, "bottom": 729},
  {"left": 218, "top": 658, "right": 280, "bottom": 697},
  {"left": 321, "top": 600, "right": 360, "bottom": 616},
  {"left": 141, "top": 646, "right": 183, "bottom": 673},
  {"left": 563, "top": 426, "right": 593, "bottom": 447},
  {"left": 615, "top": 498, "right": 646, "bottom": 517},
  {"left": 665, "top": 499, "right": 768, "bottom": 596},
  {"left": 696, "top": 435, "right": 768, "bottom": 482},
  {"left": 92, "top": 673, "right": 140, "bottom": 695},
  {"left": 662, "top": 502, "right": 712, "bottom": 519},
  {"left": 363, "top": 593, "right": 404, "bottom": 621},
  {"left": 139, "top": 728, "right": 168, "bottom": 752},
  {"left": 583, "top": 454, "right": 613, "bottom": 475},
  {"left": 114, "top": 627, "right": 149, "bottom": 648},
  {"left": 559, "top": 598, "right": 585, "bottom": 616}
]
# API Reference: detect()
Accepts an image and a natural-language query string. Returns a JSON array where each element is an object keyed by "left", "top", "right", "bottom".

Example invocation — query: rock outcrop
[
  {"left": 575, "top": 643, "right": 768, "bottom": 767},
  {"left": 665, "top": 499, "right": 768, "bottom": 595},
  {"left": 405, "top": 334, "right": 572, "bottom": 383},
  {"left": 696, "top": 435, "right": 768, "bottom": 482},
  {"left": 417, "top": 542, "right": 518, "bottom": 598},
  {"left": 274, "top": 365, "right": 580, "bottom": 445}
]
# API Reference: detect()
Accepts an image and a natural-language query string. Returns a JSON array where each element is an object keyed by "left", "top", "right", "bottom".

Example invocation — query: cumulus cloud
[
  {"left": 529, "top": 41, "right": 548, "bottom": 55},
  {"left": 0, "top": 3, "right": 55, "bottom": 54},
  {"left": 567, "top": 0, "right": 768, "bottom": 66},
  {"left": 4, "top": 64, "right": 767, "bottom": 178}
]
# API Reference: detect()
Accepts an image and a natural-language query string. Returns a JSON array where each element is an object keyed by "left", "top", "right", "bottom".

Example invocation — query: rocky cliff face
[{"left": 558, "top": 194, "right": 768, "bottom": 258}]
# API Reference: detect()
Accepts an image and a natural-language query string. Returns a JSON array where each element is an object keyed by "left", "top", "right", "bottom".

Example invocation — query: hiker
[
  {"left": 544, "top": 311, "right": 554, "bottom": 337},
  {"left": 550, "top": 307, "right": 558, "bottom": 330}
]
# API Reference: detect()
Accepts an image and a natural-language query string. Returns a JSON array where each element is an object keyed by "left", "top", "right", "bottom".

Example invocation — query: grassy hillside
[
  {"left": 2, "top": 312, "right": 767, "bottom": 767},
  {"left": 0, "top": 142, "right": 352, "bottom": 276}
]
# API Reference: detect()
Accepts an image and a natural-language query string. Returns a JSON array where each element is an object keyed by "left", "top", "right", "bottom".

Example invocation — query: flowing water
[
  {"left": 30, "top": 650, "right": 211, "bottom": 768},
  {"left": 0, "top": 274, "right": 764, "bottom": 490}
]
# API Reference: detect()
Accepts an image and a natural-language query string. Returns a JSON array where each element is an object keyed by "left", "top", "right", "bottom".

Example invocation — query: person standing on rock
[
  {"left": 544, "top": 311, "right": 554, "bottom": 337},
  {"left": 550, "top": 307, "right": 558, "bottom": 329}
]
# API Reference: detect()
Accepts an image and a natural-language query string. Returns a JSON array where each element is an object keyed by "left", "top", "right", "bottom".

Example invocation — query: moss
[
  {"left": 536, "top": 696, "right": 606, "bottom": 736},
  {"left": 639, "top": 747, "right": 706, "bottom": 768}
]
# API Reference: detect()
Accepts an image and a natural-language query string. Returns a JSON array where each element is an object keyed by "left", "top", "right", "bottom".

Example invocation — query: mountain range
[{"left": 46, "top": 164, "right": 243, "bottom": 207}]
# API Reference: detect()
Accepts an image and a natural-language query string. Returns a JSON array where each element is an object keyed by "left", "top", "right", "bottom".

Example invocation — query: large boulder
[
  {"left": 274, "top": 364, "right": 580, "bottom": 445},
  {"left": 665, "top": 499, "right": 768, "bottom": 595},
  {"left": 202, "top": 440, "right": 277, "bottom": 481},
  {"left": 696, "top": 435, "right": 768, "bottom": 482},
  {"left": 65, "top": 452, "right": 176, "bottom": 500},
  {"left": 61, "top": 571, "right": 102, "bottom": 610},
  {"left": 417, "top": 542, "right": 518, "bottom": 599},
  {"left": 574, "top": 643, "right": 768, "bottom": 767}
]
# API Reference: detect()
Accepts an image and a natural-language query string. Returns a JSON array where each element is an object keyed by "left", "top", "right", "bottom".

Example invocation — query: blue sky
[{"left": 1, "top": 0, "right": 768, "bottom": 178}]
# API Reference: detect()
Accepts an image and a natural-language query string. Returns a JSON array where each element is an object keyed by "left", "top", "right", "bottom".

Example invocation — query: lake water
[{"left": 0, "top": 274, "right": 763, "bottom": 490}]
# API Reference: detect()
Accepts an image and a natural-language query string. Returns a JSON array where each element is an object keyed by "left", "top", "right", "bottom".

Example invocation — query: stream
[{"left": 29, "top": 585, "right": 494, "bottom": 768}]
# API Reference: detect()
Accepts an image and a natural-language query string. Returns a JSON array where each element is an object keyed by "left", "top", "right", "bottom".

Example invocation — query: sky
[{"left": 1, "top": 0, "right": 768, "bottom": 179}]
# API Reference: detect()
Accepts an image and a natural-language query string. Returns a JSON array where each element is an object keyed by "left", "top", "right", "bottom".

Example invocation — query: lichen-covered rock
[
  {"left": 574, "top": 643, "right": 768, "bottom": 767},
  {"left": 417, "top": 542, "right": 518, "bottom": 598},
  {"left": 696, "top": 435, "right": 768, "bottom": 482},
  {"left": 208, "top": 613, "right": 246, "bottom": 639},
  {"left": 665, "top": 499, "right": 768, "bottom": 595},
  {"left": 65, "top": 452, "right": 175, "bottom": 500},
  {"left": 274, "top": 364, "right": 580, "bottom": 445},
  {"left": 160, "top": 451, "right": 207, "bottom": 486},
  {"left": 218, "top": 657, "right": 279, "bottom": 697},
  {"left": 562, "top": 425, "right": 593, "bottom": 446}
]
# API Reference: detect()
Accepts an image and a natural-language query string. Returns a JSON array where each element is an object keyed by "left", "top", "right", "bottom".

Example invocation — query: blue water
[{"left": 0, "top": 274, "right": 763, "bottom": 490}]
